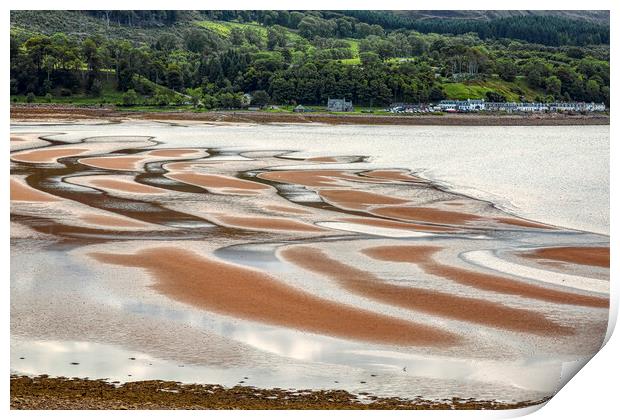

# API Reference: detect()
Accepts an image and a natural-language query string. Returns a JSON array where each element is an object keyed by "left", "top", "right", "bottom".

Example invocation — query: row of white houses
[{"left": 437, "top": 99, "right": 606, "bottom": 113}]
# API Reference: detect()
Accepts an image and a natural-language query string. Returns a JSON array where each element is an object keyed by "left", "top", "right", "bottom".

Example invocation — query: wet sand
[
  {"left": 370, "top": 206, "right": 549, "bottom": 230},
  {"left": 80, "top": 156, "right": 146, "bottom": 171},
  {"left": 371, "top": 206, "right": 481, "bottom": 225},
  {"left": 362, "top": 246, "right": 608, "bottom": 308},
  {"left": 147, "top": 149, "right": 202, "bottom": 158},
  {"left": 10, "top": 178, "right": 60, "bottom": 202},
  {"left": 10, "top": 124, "right": 610, "bottom": 406},
  {"left": 89, "top": 247, "right": 458, "bottom": 346},
  {"left": 86, "top": 178, "right": 167, "bottom": 194},
  {"left": 281, "top": 246, "right": 571, "bottom": 335},
  {"left": 10, "top": 133, "right": 57, "bottom": 153},
  {"left": 265, "top": 205, "right": 313, "bottom": 215},
  {"left": 306, "top": 156, "right": 339, "bottom": 163},
  {"left": 336, "top": 217, "right": 457, "bottom": 233},
  {"left": 166, "top": 173, "right": 271, "bottom": 192},
  {"left": 362, "top": 170, "right": 424, "bottom": 183},
  {"left": 258, "top": 170, "right": 361, "bottom": 187},
  {"left": 11, "top": 147, "right": 89, "bottom": 164},
  {"left": 163, "top": 161, "right": 223, "bottom": 171},
  {"left": 369, "top": 206, "right": 553, "bottom": 229},
  {"left": 495, "top": 217, "right": 553, "bottom": 229},
  {"left": 319, "top": 189, "right": 410, "bottom": 209},
  {"left": 80, "top": 214, "right": 150, "bottom": 229},
  {"left": 520, "top": 246, "right": 610, "bottom": 268},
  {"left": 215, "top": 215, "right": 325, "bottom": 233}
]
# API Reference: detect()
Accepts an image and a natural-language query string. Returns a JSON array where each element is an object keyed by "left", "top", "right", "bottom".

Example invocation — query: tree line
[
  {"left": 10, "top": 13, "right": 610, "bottom": 108},
  {"left": 341, "top": 12, "right": 609, "bottom": 46},
  {"left": 198, "top": 10, "right": 609, "bottom": 46}
]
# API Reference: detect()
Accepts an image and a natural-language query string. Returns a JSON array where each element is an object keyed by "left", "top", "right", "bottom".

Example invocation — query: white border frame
[{"left": 3, "top": 1, "right": 616, "bottom": 419}]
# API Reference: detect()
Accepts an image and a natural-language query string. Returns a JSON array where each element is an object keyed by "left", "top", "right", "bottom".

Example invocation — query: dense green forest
[{"left": 10, "top": 10, "right": 610, "bottom": 109}]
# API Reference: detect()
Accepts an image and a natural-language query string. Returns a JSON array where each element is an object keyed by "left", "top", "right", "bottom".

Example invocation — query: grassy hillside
[
  {"left": 195, "top": 20, "right": 306, "bottom": 44},
  {"left": 441, "top": 77, "right": 544, "bottom": 102}
]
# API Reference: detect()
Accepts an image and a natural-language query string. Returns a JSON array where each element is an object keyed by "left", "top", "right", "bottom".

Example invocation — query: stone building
[{"left": 327, "top": 98, "right": 353, "bottom": 112}]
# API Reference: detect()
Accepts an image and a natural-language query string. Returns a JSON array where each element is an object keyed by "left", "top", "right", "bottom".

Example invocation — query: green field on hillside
[
  {"left": 195, "top": 20, "right": 305, "bottom": 43},
  {"left": 441, "top": 77, "right": 544, "bottom": 101},
  {"left": 339, "top": 57, "right": 362, "bottom": 65}
]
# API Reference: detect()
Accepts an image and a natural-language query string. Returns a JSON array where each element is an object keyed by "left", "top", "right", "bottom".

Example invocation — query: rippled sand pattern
[
  {"left": 10, "top": 128, "right": 609, "bottom": 404},
  {"left": 280, "top": 246, "right": 573, "bottom": 335},
  {"left": 90, "top": 247, "right": 458, "bottom": 347},
  {"left": 166, "top": 173, "right": 272, "bottom": 194},
  {"left": 362, "top": 246, "right": 608, "bottom": 308}
]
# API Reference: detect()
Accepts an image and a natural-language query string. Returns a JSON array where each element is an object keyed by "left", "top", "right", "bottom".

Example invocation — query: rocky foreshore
[{"left": 10, "top": 375, "right": 550, "bottom": 410}]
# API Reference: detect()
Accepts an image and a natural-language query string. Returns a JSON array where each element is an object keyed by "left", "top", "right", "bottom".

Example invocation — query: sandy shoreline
[{"left": 10, "top": 105, "right": 609, "bottom": 126}]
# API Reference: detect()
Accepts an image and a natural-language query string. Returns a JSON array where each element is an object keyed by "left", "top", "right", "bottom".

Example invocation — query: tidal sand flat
[
  {"left": 280, "top": 246, "right": 572, "bottom": 335},
  {"left": 69, "top": 176, "right": 169, "bottom": 195},
  {"left": 10, "top": 122, "right": 609, "bottom": 409},
  {"left": 11, "top": 147, "right": 90, "bottom": 164},
  {"left": 362, "top": 246, "right": 608, "bottom": 308},
  {"left": 520, "top": 246, "right": 610, "bottom": 268},
  {"left": 90, "top": 246, "right": 458, "bottom": 346}
]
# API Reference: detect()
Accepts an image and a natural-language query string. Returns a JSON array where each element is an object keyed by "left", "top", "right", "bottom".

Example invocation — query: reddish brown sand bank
[
  {"left": 259, "top": 170, "right": 362, "bottom": 187},
  {"left": 166, "top": 173, "right": 271, "bottom": 192},
  {"left": 521, "top": 246, "right": 610, "bottom": 268},
  {"left": 319, "top": 189, "right": 409, "bottom": 210},
  {"left": 306, "top": 156, "right": 339, "bottom": 163},
  {"left": 10, "top": 179, "right": 60, "bottom": 202},
  {"left": 147, "top": 149, "right": 201, "bottom": 157},
  {"left": 371, "top": 207, "right": 552, "bottom": 230},
  {"left": 371, "top": 206, "right": 481, "bottom": 225},
  {"left": 11, "top": 147, "right": 89, "bottom": 163},
  {"left": 89, "top": 247, "right": 458, "bottom": 346},
  {"left": 80, "top": 156, "right": 145, "bottom": 171},
  {"left": 281, "top": 246, "right": 571, "bottom": 335},
  {"left": 80, "top": 214, "right": 148, "bottom": 229},
  {"left": 495, "top": 217, "right": 553, "bottom": 229},
  {"left": 87, "top": 178, "right": 166, "bottom": 194},
  {"left": 362, "top": 170, "right": 424, "bottom": 183},
  {"left": 363, "top": 246, "right": 608, "bottom": 308}
]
